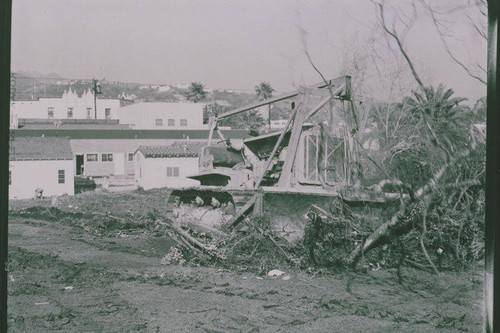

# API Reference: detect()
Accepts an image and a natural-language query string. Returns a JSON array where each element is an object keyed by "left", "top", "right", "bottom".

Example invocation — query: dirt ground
[{"left": 7, "top": 190, "right": 484, "bottom": 332}]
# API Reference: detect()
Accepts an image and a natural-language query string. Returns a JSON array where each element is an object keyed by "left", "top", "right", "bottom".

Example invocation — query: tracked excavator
[{"left": 168, "top": 76, "right": 397, "bottom": 240}]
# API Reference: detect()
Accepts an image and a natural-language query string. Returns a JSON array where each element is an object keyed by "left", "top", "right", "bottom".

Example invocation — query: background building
[
  {"left": 9, "top": 136, "right": 75, "bottom": 199},
  {"left": 12, "top": 123, "right": 249, "bottom": 179},
  {"left": 117, "top": 102, "right": 205, "bottom": 129},
  {"left": 134, "top": 142, "right": 207, "bottom": 190},
  {"left": 10, "top": 88, "right": 121, "bottom": 126}
]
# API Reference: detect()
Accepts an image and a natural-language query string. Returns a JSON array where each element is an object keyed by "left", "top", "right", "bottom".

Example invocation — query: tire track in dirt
[{"left": 7, "top": 199, "right": 484, "bottom": 332}]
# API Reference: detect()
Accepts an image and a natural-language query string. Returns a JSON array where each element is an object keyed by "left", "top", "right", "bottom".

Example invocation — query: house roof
[
  {"left": 136, "top": 141, "right": 208, "bottom": 158},
  {"left": 10, "top": 136, "right": 73, "bottom": 161}
]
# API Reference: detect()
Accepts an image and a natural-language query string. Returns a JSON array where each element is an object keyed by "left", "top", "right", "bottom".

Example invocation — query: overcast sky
[{"left": 11, "top": 0, "right": 486, "bottom": 102}]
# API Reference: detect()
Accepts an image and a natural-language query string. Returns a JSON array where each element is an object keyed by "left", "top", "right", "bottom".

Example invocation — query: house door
[
  {"left": 114, "top": 153, "right": 125, "bottom": 175},
  {"left": 76, "top": 155, "right": 84, "bottom": 175}
]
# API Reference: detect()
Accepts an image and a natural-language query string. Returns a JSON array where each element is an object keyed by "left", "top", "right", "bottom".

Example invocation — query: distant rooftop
[
  {"left": 17, "top": 118, "right": 132, "bottom": 130},
  {"left": 13, "top": 128, "right": 249, "bottom": 140},
  {"left": 137, "top": 141, "right": 208, "bottom": 158},
  {"left": 18, "top": 118, "right": 121, "bottom": 125},
  {"left": 18, "top": 122, "right": 132, "bottom": 131},
  {"left": 119, "top": 101, "right": 205, "bottom": 113},
  {"left": 9, "top": 136, "right": 73, "bottom": 161}
]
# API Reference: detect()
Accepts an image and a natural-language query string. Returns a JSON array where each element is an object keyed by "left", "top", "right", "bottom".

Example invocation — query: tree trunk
[{"left": 348, "top": 146, "right": 477, "bottom": 267}]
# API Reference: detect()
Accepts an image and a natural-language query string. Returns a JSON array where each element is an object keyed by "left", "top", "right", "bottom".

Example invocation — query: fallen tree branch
[
  {"left": 348, "top": 145, "right": 478, "bottom": 268},
  {"left": 243, "top": 217, "right": 295, "bottom": 265},
  {"left": 158, "top": 220, "right": 225, "bottom": 262},
  {"left": 419, "top": 197, "right": 440, "bottom": 275},
  {"left": 167, "top": 230, "right": 201, "bottom": 256},
  {"left": 404, "top": 258, "right": 433, "bottom": 273}
]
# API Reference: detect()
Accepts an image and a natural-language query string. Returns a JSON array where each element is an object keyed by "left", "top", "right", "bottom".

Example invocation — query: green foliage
[
  {"left": 186, "top": 82, "right": 206, "bottom": 103},
  {"left": 303, "top": 214, "right": 355, "bottom": 269},
  {"left": 384, "top": 84, "right": 475, "bottom": 189},
  {"left": 220, "top": 109, "right": 266, "bottom": 134},
  {"left": 361, "top": 86, "right": 486, "bottom": 271},
  {"left": 471, "top": 97, "right": 486, "bottom": 123},
  {"left": 203, "top": 103, "right": 228, "bottom": 124},
  {"left": 255, "top": 82, "right": 274, "bottom": 100}
]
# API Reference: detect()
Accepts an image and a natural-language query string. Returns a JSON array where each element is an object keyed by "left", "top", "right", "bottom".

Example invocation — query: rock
[
  {"left": 211, "top": 197, "right": 221, "bottom": 208},
  {"left": 267, "top": 269, "right": 285, "bottom": 277},
  {"left": 50, "top": 196, "right": 59, "bottom": 207}
]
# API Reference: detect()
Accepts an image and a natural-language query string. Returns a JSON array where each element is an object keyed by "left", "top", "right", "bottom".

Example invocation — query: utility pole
[
  {"left": 485, "top": 1, "right": 500, "bottom": 332},
  {"left": 1, "top": 1, "right": 12, "bottom": 332},
  {"left": 92, "top": 79, "right": 102, "bottom": 119}
]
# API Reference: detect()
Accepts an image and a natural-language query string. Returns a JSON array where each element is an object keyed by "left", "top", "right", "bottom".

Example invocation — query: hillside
[{"left": 12, "top": 71, "right": 258, "bottom": 110}]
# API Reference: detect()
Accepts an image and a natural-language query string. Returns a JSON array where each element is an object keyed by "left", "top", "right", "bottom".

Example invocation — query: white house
[
  {"left": 9, "top": 137, "right": 75, "bottom": 199},
  {"left": 10, "top": 88, "right": 121, "bottom": 127},
  {"left": 117, "top": 102, "right": 205, "bottom": 130},
  {"left": 71, "top": 138, "right": 204, "bottom": 178},
  {"left": 134, "top": 142, "right": 207, "bottom": 190}
]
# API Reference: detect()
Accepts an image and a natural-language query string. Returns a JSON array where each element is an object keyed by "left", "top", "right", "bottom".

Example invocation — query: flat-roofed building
[
  {"left": 10, "top": 88, "right": 121, "bottom": 127},
  {"left": 117, "top": 102, "right": 204, "bottom": 130}
]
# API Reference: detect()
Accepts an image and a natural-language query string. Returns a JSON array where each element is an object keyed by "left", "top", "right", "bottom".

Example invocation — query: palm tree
[
  {"left": 255, "top": 82, "right": 274, "bottom": 129},
  {"left": 387, "top": 84, "right": 473, "bottom": 187},
  {"left": 186, "top": 82, "right": 206, "bottom": 103},
  {"left": 241, "top": 110, "right": 265, "bottom": 135}
]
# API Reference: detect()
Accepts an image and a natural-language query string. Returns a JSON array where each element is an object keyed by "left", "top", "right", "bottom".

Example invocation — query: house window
[
  {"left": 168, "top": 119, "right": 175, "bottom": 127},
  {"left": 155, "top": 119, "right": 163, "bottom": 127},
  {"left": 105, "top": 108, "right": 111, "bottom": 120},
  {"left": 48, "top": 107, "right": 54, "bottom": 119},
  {"left": 167, "top": 166, "right": 180, "bottom": 177},
  {"left": 87, "top": 108, "right": 93, "bottom": 119},
  {"left": 58, "top": 170, "right": 65, "bottom": 184},
  {"left": 128, "top": 153, "right": 134, "bottom": 161},
  {"left": 180, "top": 119, "right": 188, "bottom": 127},
  {"left": 102, "top": 153, "right": 113, "bottom": 162},
  {"left": 67, "top": 107, "right": 73, "bottom": 118},
  {"left": 86, "top": 154, "right": 98, "bottom": 162}
]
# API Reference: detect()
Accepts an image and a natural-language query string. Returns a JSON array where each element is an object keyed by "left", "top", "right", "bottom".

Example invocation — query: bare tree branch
[
  {"left": 420, "top": 0, "right": 487, "bottom": 85},
  {"left": 375, "top": 1, "right": 426, "bottom": 92},
  {"left": 299, "top": 26, "right": 331, "bottom": 91}
]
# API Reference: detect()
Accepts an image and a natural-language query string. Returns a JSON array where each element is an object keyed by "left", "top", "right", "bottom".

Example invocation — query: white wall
[
  {"left": 118, "top": 102, "right": 205, "bottom": 129},
  {"left": 71, "top": 139, "right": 206, "bottom": 177},
  {"left": 135, "top": 152, "right": 200, "bottom": 190},
  {"left": 10, "top": 89, "right": 120, "bottom": 122},
  {"left": 9, "top": 159, "right": 75, "bottom": 199}
]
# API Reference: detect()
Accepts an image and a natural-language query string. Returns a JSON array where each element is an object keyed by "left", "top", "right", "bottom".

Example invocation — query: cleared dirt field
[{"left": 8, "top": 190, "right": 484, "bottom": 332}]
